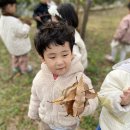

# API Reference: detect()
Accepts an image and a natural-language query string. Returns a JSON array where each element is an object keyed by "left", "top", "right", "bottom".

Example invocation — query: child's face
[
  {"left": 42, "top": 42, "right": 73, "bottom": 76},
  {"left": 5, "top": 3, "right": 16, "bottom": 14}
]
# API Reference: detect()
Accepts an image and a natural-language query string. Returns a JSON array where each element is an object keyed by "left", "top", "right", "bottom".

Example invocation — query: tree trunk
[{"left": 81, "top": 0, "right": 93, "bottom": 40}]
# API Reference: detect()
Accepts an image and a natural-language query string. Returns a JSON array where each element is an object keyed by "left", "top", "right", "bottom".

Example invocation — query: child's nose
[{"left": 56, "top": 58, "right": 64, "bottom": 66}]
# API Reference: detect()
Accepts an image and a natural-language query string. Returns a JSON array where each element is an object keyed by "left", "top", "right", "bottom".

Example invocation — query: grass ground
[{"left": 0, "top": 7, "right": 129, "bottom": 130}]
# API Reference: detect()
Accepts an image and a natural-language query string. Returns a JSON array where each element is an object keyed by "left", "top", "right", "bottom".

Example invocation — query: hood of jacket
[{"left": 112, "top": 58, "right": 130, "bottom": 73}]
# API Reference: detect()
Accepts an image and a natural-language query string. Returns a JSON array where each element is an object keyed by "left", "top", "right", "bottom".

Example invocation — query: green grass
[{"left": 0, "top": 7, "right": 129, "bottom": 130}]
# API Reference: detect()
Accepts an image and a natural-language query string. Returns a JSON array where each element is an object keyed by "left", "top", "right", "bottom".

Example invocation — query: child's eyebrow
[
  {"left": 48, "top": 53, "right": 56, "bottom": 56},
  {"left": 62, "top": 50, "right": 70, "bottom": 53},
  {"left": 47, "top": 50, "right": 70, "bottom": 56}
]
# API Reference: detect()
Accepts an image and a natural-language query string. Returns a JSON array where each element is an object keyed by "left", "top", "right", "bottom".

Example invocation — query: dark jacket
[{"left": 33, "top": 3, "right": 51, "bottom": 29}]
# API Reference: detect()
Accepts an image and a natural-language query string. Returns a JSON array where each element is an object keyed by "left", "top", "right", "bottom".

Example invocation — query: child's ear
[{"left": 40, "top": 56, "right": 46, "bottom": 64}]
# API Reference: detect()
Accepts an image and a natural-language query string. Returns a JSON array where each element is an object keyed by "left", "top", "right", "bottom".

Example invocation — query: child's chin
[
  {"left": 57, "top": 72, "right": 65, "bottom": 76},
  {"left": 56, "top": 71, "right": 67, "bottom": 76}
]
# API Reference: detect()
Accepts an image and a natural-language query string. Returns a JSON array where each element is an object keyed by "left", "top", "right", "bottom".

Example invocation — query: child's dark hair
[
  {"left": 34, "top": 21, "right": 75, "bottom": 58},
  {"left": 57, "top": 3, "right": 78, "bottom": 28},
  {"left": 127, "top": 2, "right": 130, "bottom": 10},
  {"left": 0, "top": 0, "right": 16, "bottom": 8}
]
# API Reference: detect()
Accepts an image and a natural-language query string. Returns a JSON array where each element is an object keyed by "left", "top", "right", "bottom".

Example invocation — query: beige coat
[
  {"left": 28, "top": 55, "right": 98, "bottom": 129},
  {"left": 0, "top": 15, "right": 31, "bottom": 56}
]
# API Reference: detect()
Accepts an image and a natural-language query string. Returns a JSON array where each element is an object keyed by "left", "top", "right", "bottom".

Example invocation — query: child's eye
[
  {"left": 63, "top": 54, "right": 68, "bottom": 57},
  {"left": 49, "top": 57, "right": 55, "bottom": 59}
]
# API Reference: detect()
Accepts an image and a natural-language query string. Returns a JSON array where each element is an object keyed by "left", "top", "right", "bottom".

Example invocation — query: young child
[
  {"left": 0, "top": 0, "right": 32, "bottom": 74},
  {"left": 28, "top": 21, "right": 98, "bottom": 130},
  {"left": 48, "top": 3, "right": 88, "bottom": 69},
  {"left": 33, "top": 0, "right": 55, "bottom": 30},
  {"left": 105, "top": 2, "right": 130, "bottom": 63},
  {"left": 98, "top": 58, "right": 130, "bottom": 130}
]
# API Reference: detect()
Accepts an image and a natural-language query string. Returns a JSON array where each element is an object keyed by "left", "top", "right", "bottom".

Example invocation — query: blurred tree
[
  {"left": 63, "top": 0, "right": 121, "bottom": 40},
  {"left": 93, "top": 0, "right": 118, "bottom": 5},
  {"left": 81, "top": 0, "right": 92, "bottom": 40}
]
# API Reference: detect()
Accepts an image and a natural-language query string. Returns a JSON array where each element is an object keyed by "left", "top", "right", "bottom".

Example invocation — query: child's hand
[
  {"left": 20, "top": 17, "right": 32, "bottom": 25},
  {"left": 34, "top": 16, "right": 42, "bottom": 22},
  {"left": 120, "top": 87, "right": 130, "bottom": 106}
]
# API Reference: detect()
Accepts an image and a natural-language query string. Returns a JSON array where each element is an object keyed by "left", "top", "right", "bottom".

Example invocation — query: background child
[
  {"left": 0, "top": 0, "right": 32, "bottom": 74},
  {"left": 33, "top": 0, "right": 55, "bottom": 30},
  {"left": 98, "top": 58, "right": 130, "bottom": 130},
  {"left": 48, "top": 3, "right": 88, "bottom": 69},
  {"left": 105, "top": 2, "right": 130, "bottom": 63},
  {"left": 28, "top": 21, "right": 98, "bottom": 130}
]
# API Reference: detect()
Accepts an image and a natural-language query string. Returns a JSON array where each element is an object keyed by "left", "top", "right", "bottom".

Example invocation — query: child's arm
[
  {"left": 120, "top": 87, "right": 130, "bottom": 106},
  {"left": 20, "top": 17, "right": 32, "bottom": 26},
  {"left": 28, "top": 83, "right": 40, "bottom": 120},
  {"left": 33, "top": 16, "right": 42, "bottom": 22},
  {"left": 98, "top": 70, "right": 130, "bottom": 115},
  {"left": 12, "top": 17, "right": 31, "bottom": 38},
  {"left": 114, "top": 17, "right": 129, "bottom": 41}
]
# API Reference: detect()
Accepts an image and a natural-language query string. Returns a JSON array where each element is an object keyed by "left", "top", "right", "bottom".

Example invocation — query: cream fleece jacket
[
  {"left": 28, "top": 55, "right": 98, "bottom": 129},
  {"left": 0, "top": 15, "right": 31, "bottom": 56},
  {"left": 98, "top": 58, "right": 130, "bottom": 130}
]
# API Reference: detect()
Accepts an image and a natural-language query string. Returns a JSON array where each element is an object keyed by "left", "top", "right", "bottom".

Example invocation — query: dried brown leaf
[{"left": 50, "top": 76, "right": 97, "bottom": 117}]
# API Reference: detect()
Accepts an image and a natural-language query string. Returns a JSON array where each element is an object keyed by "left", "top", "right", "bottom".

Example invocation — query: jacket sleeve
[
  {"left": 80, "top": 75, "right": 98, "bottom": 116},
  {"left": 114, "top": 17, "right": 129, "bottom": 41},
  {"left": 13, "top": 18, "right": 30, "bottom": 38},
  {"left": 74, "top": 30, "right": 88, "bottom": 69},
  {"left": 98, "top": 70, "right": 130, "bottom": 116},
  {"left": 28, "top": 80, "right": 40, "bottom": 120}
]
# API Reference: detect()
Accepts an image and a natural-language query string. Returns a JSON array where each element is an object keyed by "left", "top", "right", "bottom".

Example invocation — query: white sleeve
[
  {"left": 28, "top": 81, "right": 40, "bottom": 120},
  {"left": 98, "top": 70, "right": 130, "bottom": 116},
  {"left": 74, "top": 30, "right": 88, "bottom": 68},
  {"left": 13, "top": 18, "right": 30, "bottom": 38}
]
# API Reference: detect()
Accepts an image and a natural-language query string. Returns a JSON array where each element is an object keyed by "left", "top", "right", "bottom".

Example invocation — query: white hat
[{"left": 48, "top": 5, "right": 62, "bottom": 18}]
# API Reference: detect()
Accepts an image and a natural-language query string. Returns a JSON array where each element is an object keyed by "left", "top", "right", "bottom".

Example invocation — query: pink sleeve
[{"left": 114, "top": 17, "right": 129, "bottom": 41}]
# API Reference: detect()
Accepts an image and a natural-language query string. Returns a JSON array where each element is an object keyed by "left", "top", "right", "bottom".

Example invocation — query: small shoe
[
  {"left": 21, "top": 65, "right": 33, "bottom": 74},
  {"left": 105, "top": 55, "right": 115, "bottom": 63},
  {"left": 12, "top": 67, "right": 20, "bottom": 74},
  {"left": 27, "top": 65, "right": 33, "bottom": 73}
]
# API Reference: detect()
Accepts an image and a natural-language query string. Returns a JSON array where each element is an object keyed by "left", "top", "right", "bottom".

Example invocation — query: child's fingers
[
  {"left": 123, "top": 87, "right": 130, "bottom": 91},
  {"left": 123, "top": 90, "right": 128, "bottom": 96},
  {"left": 120, "top": 94, "right": 125, "bottom": 99},
  {"left": 123, "top": 89, "right": 130, "bottom": 95}
]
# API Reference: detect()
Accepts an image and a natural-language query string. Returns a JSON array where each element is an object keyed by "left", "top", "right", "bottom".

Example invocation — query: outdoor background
[{"left": 0, "top": 0, "right": 130, "bottom": 130}]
